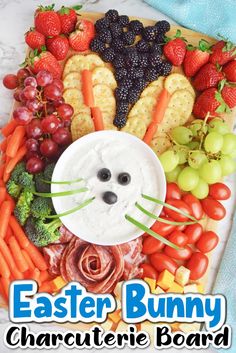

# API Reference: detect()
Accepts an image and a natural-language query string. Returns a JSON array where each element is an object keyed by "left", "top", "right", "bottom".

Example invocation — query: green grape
[
  {"left": 221, "top": 133, "right": 236, "bottom": 155},
  {"left": 191, "top": 178, "right": 209, "bottom": 199},
  {"left": 199, "top": 160, "right": 222, "bottom": 184},
  {"left": 229, "top": 149, "right": 236, "bottom": 159},
  {"left": 177, "top": 166, "right": 199, "bottom": 191},
  {"left": 189, "top": 119, "right": 208, "bottom": 137},
  {"left": 204, "top": 132, "right": 223, "bottom": 153},
  {"left": 188, "top": 141, "right": 200, "bottom": 150},
  {"left": 171, "top": 126, "right": 193, "bottom": 145},
  {"left": 208, "top": 118, "right": 230, "bottom": 135},
  {"left": 219, "top": 155, "right": 236, "bottom": 176},
  {"left": 165, "top": 165, "right": 182, "bottom": 182},
  {"left": 173, "top": 145, "right": 189, "bottom": 164},
  {"left": 159, "top": 150, "right": 179, "bottom": 172},
  {"left": 188, "top": 151, "right": 208, "bottom": 169}
]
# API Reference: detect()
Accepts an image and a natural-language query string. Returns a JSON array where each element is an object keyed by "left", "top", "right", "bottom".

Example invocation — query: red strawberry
[
  {"left": 25, "top": 29, "right": 45, "bottom": 50},
  {"left": 221, "top": 85, "right": 236, "bottom": 108},
  {"left": 193, "top": 88, "right": 222, "bottom": 119},
  {"left": 183, "top": 40, "right": 211, "bottom": 77},
  {"left": 210, "top": 40, "right": 236, "bottom": 65},
  {"left": 35, "top": 4, "right": 61, "bottom": 37},
  {"left": 57, "top": 6, "right": 79, "bottom": 34},
  {"left": 69, "top": 19, "right": 95, "bottom": 52},
  {"left": 192, "top": 63, "right": 224, "bottom": 91},
  {"left": 223, "top": 60, "right": 236, "bottom": 82},
  {"left": 30, "top": 51, "right": 62, "bottom": 79},
  {"left": 163, "top": 30, "right": 187, "bottom": 66},
  {"left": 46, "top": 35, "right": 69, "bottom": 61}
]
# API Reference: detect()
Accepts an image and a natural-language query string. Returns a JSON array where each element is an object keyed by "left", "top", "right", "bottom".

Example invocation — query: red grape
[
  {"left": 22, "top": 86, "right": 37, "bottom": 100},
  {"left": 44, "top": 84, "right": 62, "bottom": 101},
  {"left": 17, "top": 68, "right": 30, "bottom": 82},
  {"left": 26, "top": 99, "right": 42, "bottom": 112},
  {"left": 36, "top": 70, "right": 53, "bottom": 87},
  {"left": 24, "top": 76, "right": 37, "bottom": 88},
  {"left": 3, "top": 74, "right": 18, "bottom": 89},
  {"left": 13, "top": 107, "right": 33, "bottom": 125},
  {"left": 45, "top": 102, "right": 56, "bottom": 115},
  {"left": 57, "top": 103, "right": 74, "bottom": 120},
  {"left": 41, "top": 115, "right": 60, "bottom": 134},
  {"left": 26, "top": 138, "right": 39, "bottom": 152},
  {"left": 26, "top": 119, "right": 43, "bottom": 139},
  {"left": 26, "top": 156, "right": 44, "bottom": 174},
  {"left": 52, "top": 78, "right": 64, "bottom": 91},
  {"left": 40, "top": 139, "right": 59, "bottom": 158},
  {"left": 52, "top": 127, "right": 72, "bottom": 146},
  {"left": 25, "top": 151, "right": 41, "bottom": 161},
  {"left": 54, "top": 97, "right": 65, "bottom": 107},
  {"left": 13, "top": 89, "right": 22, "bottom": 102}
]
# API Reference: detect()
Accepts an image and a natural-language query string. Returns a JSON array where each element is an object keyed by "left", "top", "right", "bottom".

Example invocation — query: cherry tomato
[
  {"left": 166, "top": 183, "right": 182, "bottom": 200},
  {"left": 140, "top": 263, "right": 158, "bottom": 280},
  {"left": 150, "top": 253, "right": 178, "bottom": 274},
  {"left": 185, "top": 223, "right": 203, "bottom": 244},
  {"left": 151, "top": 216, "right": 176, "bottom": 236},
  {"left": 209, "top": 183, "right": 231, "bottom": 200},
  {"left": 196, "top": 231, "right": 219, "bottom": 253},
  {"left": 201, "top": 197, "right": 226, "bottom": 220},
  {"left": 182, "top": 194, "right": 203, "bottom": 220},
  {"left": 186, "top": 252, "right": 209, "bottom": 280},
  {"left": 164, "top": 245, "right": 192, "bottom": 260},
  {"left": 176, "top": 224, "right": 187, "bottom": 232},
  {"left": 164, "top": 199, "right": 192, "bottom": 222},
  {"left": 168, "top": 231, "right": 188, "bottom": 246},
  {"left": 142, "top": 236, "right": 165, "bottom": 254}
]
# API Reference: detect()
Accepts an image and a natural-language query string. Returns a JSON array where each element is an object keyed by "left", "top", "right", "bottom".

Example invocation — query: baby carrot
[
  {"left": 38, "top": 281, "right": 54, "bottom": 293},
  {"left": 91, "top": 107, "right": 104, "bottom": 131},
  {"left": 21, "top": 249, "right": 35, "bottom": 271},
  {"left": 39, "top": 270, "right": 51, "bottom": 283},
  {"left": 0, "top": 278, "right": 7, "bottom": 303},
  {"left": 0, "top": 164, "right": 5, "bottom": 179},
  {"left": 8, "top": 236, "right": 29, "bottom": 273},
  {"left": 4, "top": 226, "right": 13, "bottom": 243},
  {"left": 81, "top": 69, "right": 94, "bottom": 107},
  {"left": 0, "top": 138, "right": 8, "bottom": 152},
  {"left": 1, "top": 277, "right": 10, "bottom": 300},
  {"left": 9, "top": 216, "right": 29, "bottom": 248},
  {"left": 0, "top": 238, "right": 23, "bottom": 280},
  {"left": 29, "top": 268, "right": 41, "bottom": 286},
  {"left": 143, "top": 122, "right": 158, "bottom": 145},
  {"left": 5, "top": 194, "right": 15, "bottom": 212},
  {"left": 6, "top": 125, "right": 25, "bottom": 158},
  {"left": 0, "top": 187, "right": 6, "bottom": 206},
  {"left": 0, "top": 251, "right": 10, "bottom": 278},
  {"left": 24, "top": 242, "right": 48, "bottom": 271},
  {"left": 5, "top": 145, "right": 27, "bottom": 174},
  {"left": 0, "top": 201, "right": 12, "bottom": 238},
  {"left": 1, "top": 119, "right": 18, "bottom": 137}
]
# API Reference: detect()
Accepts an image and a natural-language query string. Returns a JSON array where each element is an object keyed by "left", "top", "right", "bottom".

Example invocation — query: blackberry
[
  {"left": 118, "top": 15, "right": 129, "bottom": 27},
  {"left": 89, "top": 38, "right": 106, "bottom": 53},
  {"left": 112, "top": 38, "right": 125, "bottom": 52},
  {"left": 116, "top": 101, "right": 129, "bottom": 114},
  {"left": 105, "top": 9, "right": 119, "bottom": 22},
  {"left": 120, "top": 78, "right": 133, "bottom": 90},
  {"left": 112, "top": 54, "right": 126, "bottom": 69},
  {"left": 142, "top": 26, "right": 158, "bottom": 41},
  {"left": 129, "top": 67, "right": 144, "bottom": 79},
  {"left": 149, "top": 52, "right": 162, "bottom": 67},
  {"left": 113, "top": 113, "right": 127, "bottom": 129},
  {"left": 155, "top": 62, "right": 163, "bottom": 73},
  {"left": 110, "top": 22, "right": 123, "bottom": 38},
  {"left": 139, "top": 53, "right": 149, "bottom": 68},
  {"left": 98, "top": 29, "right": 112, "bottom": 44},
  {"left": 101, "top": 47, "right": 116, "bottom": 62},
  {"left": 151, "top": 43, "right": 163, "bottom": 55},
  {"left": 95, "top": 17, "right": 110, "bottom": 32},
  {"left": 134, "top": 78, "right": 147, "bottom": 91},
  {"left": 125, "top": 51, "right": 139, "bottom": 67},
  {"left": 160, "top": 61, "right": 172, "bottom": 76},
  {"left": 145, "top": 68, "right": 159, "bottom": 82},
  {"left": 115, "top": 68, "right": 128, "bottom": 81},
  {"left": 122, "top": 31, "right": 136, "bottom": 46},
  {"left": 155, "top": 33, "right": 165, "bottom": 44},
  {"left": 155, "top": 20, "right": 170, "bottom": 34},
  {"left": 128, "top": 20, "right": 144, "bottom": 35},
  {"left": 115, "top": 86, "right": 128, "bottom": 101},
  {"left": 127, "top": 89, "right": 141, "bottom": 104},
  {"left": 136, "top": 39, "right": 150, "bottom": 53}
]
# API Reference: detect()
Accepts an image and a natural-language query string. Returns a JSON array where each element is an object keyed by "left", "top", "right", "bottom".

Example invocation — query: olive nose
[{"left": 103, "top": 191, "right": 118, "bottom": 205}]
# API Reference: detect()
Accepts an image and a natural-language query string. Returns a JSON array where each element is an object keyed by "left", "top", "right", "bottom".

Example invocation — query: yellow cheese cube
[
  {"left": 144, "top": 277, "right": 156, "bottom": 292},
  {"left": 157, "top": 270, "right": 175, "bottom": 290},
  {"left": 184, "top": 284, "right": 198, "bottom": 293},
  {"left": 51, "top": 276, "right": 67, "bottom": 290},
  {"left": 175, "top": 266, "right": 190, "bottom": 287},
  {"left": 167, "top": 281, "right": 184, "bottom": 293},
  {"left": 113, "top": 281, "right": 123, "bottom": 299},
  {"left": 101, "top": 319, "right": 113, "bottom": 331},
  {"left": 109, "top": 310, "right": 121, "bottom": 324},
  {"left": 197, "top": 283, "right": 204, "bottom": 294},
  {"left": 153, "top": 286, "right": 165, "bottom": 294}
]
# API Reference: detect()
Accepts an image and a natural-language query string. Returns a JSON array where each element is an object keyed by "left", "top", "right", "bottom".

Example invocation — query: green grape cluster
[{"left": 159, "top": 118, "right": 236, "bottom": 199}]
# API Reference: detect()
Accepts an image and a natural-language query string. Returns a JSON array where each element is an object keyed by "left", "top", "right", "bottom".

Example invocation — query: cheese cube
[
  {"left": 109, "top": 310, "right": 121, "bottom": 324},
  {"left": 153, "top": 286, "right": 165, "bottom": 294},
  {"left": 167, "top": 281, "right": 184, "bottom": 293},
  {"left": 116, "top": 321, "right": 129, "bottom": 332},
  {"left": 171, "top": 322, "right": 180, "bottom": 331},
  {"left": 184, "top": 284, "right": 198, "bottom": 293},
  {"left": 113, "top": 281, "right": 123, "bottom": 299},
  {"left": 175, "top": 266, "right": 190, "bottom": 287},
  {"left": 197, "top": 283, "right": 204, "bottom": 294},
  {"left": 101, "top": 319, "right": 113, "bottom": 331},
  {"left": 144, "top": 277, "right": 156, "bottom": 292},
  {"left": 157, "top": 270, "right": 175, "bottom": 290}
]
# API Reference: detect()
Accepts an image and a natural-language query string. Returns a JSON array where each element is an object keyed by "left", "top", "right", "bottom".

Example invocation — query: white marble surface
[{"left": 0, "top": 1, "right": 235, "bottom": 352}]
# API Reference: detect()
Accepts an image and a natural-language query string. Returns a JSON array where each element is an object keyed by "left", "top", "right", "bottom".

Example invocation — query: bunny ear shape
[
  {"left": 46, "top": 197, "right": 95, "bottom": 219},
  {"left": 40, "top": 177, "right": 83, "bottom": 185}
]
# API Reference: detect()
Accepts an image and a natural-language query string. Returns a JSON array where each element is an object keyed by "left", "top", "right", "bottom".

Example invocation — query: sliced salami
[{"left": 43, "top": 244, "right": 67, "bottom": 276}]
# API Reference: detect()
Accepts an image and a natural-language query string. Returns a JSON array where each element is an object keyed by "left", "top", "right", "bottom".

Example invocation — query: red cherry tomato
[
  {"left": 142, "top": 236, "right": 165, "bottom": 254},
  {"left": 164, "top": 199, "right": 192, "bottom": 222},
  {"left": 150, "top": 253, "right": 178, "bottom": 274},
  {"left": 164, "top": 245, "right": 192, "bottom": 260},
  {"left": 209, "top": 183, "right": 231, "bottom": 200},
  {"left": 151, "top": 216, "right": 176, "bottom": 236},
  {"left": 168, "top": 231, "right": 188, "bottom": 247},
  {"left": 176, "top": 224, "right": 187, "bottom": 232},
  {"left": 186, "top": 252, "right": 209, "bottom": 280},
  {"left": 182, "top": 194, "right": 203, "bottom": 220},
  {"left": 196, "top": 231, "right": 219, "bottom": 253},
  {"left": 140, "top": 263, "right": 158, "bottom": 280},
  {"left": 185, "top": 223, "right": 203, "bottom": 244},
  {"left": 166, "top": 183, "right": 182, "bottom": 200},
  {"left": 201, "top": 197, "right": 226, "bottom": 220}
]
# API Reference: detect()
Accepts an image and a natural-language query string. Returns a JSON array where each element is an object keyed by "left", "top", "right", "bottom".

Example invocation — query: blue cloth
[{"left": 144, "top": 0, "right": 236, "bottom": 43}]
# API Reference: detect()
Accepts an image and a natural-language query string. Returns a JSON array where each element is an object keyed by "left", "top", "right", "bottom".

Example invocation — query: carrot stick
[
  {"left": 0, "top": 187, "right": 6, "bottom": 206},
  {"left": 0, "top": 138, "right": 8, "bottom": 152},
  {"left": 39, "top": 270, "right": 51, "bottom": 283},
  {"left": 21, "top": 249, "right": 35, "bottom": 271},
  {"left": 8, "top": 236, "right": 29, "bottom": 273},
  {"left": 0, "top": 238, "right": 23, "bottom": 280},
  {"left": 143, "top": 122, "right": 158, "bottom": 145},
  {"left": 29, "top": 268, "right": 41, "bottom": 285},
  {"left": 9, "top": 216, "right": 29, "bottom": 248},
  {"left": 0, "top": 164, "right": 5, "bottom": 179},
  {"left": 0, "top": 201, "right": 12, "bottom": 238},
  {"left": 0, "top": 180, "right": 5, "bottom": 187},
  {"left": 82, "top": 69, "right": 95, "bottom": 107},
  {"left": 1, "top": 277, "right": 10, "bottom": 299},
  {"left": 3, "top": 170, "right": 10, "bottom": 183},
  {"left": 0, "top": 251, "right": 10, "bottom": 278},
  {"left": 91, "top": 107, "right": 104, "bottom": 131},
  {"left": 4, "top": 226, "right": 13, "bottom": 243},
  {"left": 38, "top": 281, "right": 54, "bottom": 293},
  {"left": 5, "top": 194, "right": 15, "bottom": 212},
  {"left": 24, "top": 242, "right": 48, "bottom": 271},
  {"left": 0, "top": 278, "right": 7, "bottom": 303},
  {"left": 6, "top": 126, "right": 25, "bottom": 158},
  {"left": 1, "top": 120, "right": 18, "bottom": 137},
  {"left": 152, "top": 88, "right": 171, "bottom": 123},
  {"left": 5, "top": 145, "right": 27, "bottom": 174}
]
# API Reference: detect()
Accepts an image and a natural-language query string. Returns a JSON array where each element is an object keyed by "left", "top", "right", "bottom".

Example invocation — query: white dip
[{"left": 52, "top": 131, "right": 166, "bottom": 245}]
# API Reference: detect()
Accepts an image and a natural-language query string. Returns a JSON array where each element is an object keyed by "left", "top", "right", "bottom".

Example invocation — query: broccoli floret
[
  {"left": 43, "top": 163, "right": 56, "bottom": 181},
  {"left": 31, "top": 197, "right": 54, "bottom": 219},
  {"left": 35, "top": 173, "right": 51, "bottom": 193},
  {"left": 6, "top": 180, "right": 22, "bottom": 199},
  {"left": 24, "top": 217, "right": 62, "bottom": 247},
  {"left": 18, "top": 172, "right": 35, "bottom": 191},
  {"left": 14, "top": 190, "right": 34, "bottom": 225},
  {"left": 10, "top": 162, "right": 26, "bottom": 183}
]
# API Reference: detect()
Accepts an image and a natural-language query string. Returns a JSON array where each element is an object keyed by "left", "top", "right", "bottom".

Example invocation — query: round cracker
[
  {"left": 158, "top": 107, "right": 187, "bottom": 134},
  {"left": 63, "top": 72, "right": 82, "bottom": 90},
  {"left": 63, "top": 88, "right": 90, "bottom": 116},
  {"left": 93, "top": 84, "right": 116, "bottom": 113},
  {"left": 165, "top": 73, "right": 195, "bottom": 97},
  {"left": 141, "top": 83, "right": 163, "bottom": 98},
  {"left": 85, "top": 54, "right": 105, "bottom": 69},
  {"left": 168, "top": 89, "right": 194, "bottom": 120},
  {"left": 128, "top": 96, "right": 156, "bottom": 120},
  {"left": 121, "top": 116, "right": 147, "bottom": 139},
  {"left": 150, "top": 133, "right": 171, "bottom": 156},
  {"left": 92, "top": 67, "right": 117, "bottom": 89},
  {"left": 102, "top": 113, "right": 117, "bottom": 130},
  {"left": 63, "top": 55, "right": 87, "bottom": 78},
  {"left": 71, "top": 113, "right": 94, "bottom": 141}
]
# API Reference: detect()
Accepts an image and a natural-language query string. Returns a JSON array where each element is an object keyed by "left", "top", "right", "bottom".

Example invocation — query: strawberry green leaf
[
  {"left": 218, "top": 79, "right": 227, "bottom": 92},
  {"left": 186, "top": 44, "right": 195, "bottom": 51},
  {"left": 198, "top": 39, "right": 211, "bottom": 52},
  {"left": 72, "top": 5, "right": 83, "bottom": 11}
]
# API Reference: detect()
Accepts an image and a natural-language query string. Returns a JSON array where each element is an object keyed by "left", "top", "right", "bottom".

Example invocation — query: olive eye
[
  {"left": 118, "top": 172, "right": 131, "bottom": 185},
  {"left": 97, "top": 168, "right": 111, "bottom": 182}
]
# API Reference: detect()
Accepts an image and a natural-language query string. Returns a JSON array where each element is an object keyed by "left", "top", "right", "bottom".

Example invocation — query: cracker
[
  {"left": 150, "top": 133, "right": 171, "bottom": 156},
  {"left": 71, "top": 113, "right": 94, "bottom": 141},
  {"left": 158, "top": 107, "right": 187, "bottom": 133},
  {"left": 165, "top": 73, "right": 195, "bottom": 97},
  {"left": 63, "top": 55, "right": 87, "bottom": 78},
  {"left": 168, "top": 89, "right": 194, "bottom": 120},
  {"left": 121, "top": 116, "right": 147, "bottom": 139},
  {"left": 93, "top": 84, "right": 116, "bottom": 113},
  {"left": 85, "top": 54, "right": 105, "bottom": 69},
  {"left": 92, "top": 67, "right": 117, "bottom": 89},
  {"left": 63, "top": 88, "right": 90, "bottom": 116},
  {"left": 149, "top": 76, "right": 165, "bottom": 87},
  {"left": 141, "top": 84, "right": 163, "bottom": 98},
  {"left": 102, "top": 113, "right": 117, "bottom": 130},
  {"left": 128, "top": 97, "right": 156, "bottom": 122},
  {"left": 63, "top": 72, "right": 82, "bottom": 90}
]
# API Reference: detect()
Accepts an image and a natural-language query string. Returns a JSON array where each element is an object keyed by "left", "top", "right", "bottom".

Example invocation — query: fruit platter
[{"left": 0, "top": 4, "right": 236, "bottom": 334}]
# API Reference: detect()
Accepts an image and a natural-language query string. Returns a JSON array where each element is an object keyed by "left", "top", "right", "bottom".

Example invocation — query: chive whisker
[
  {"left": 46, "top": 197, "right": 95, "bottom": 218},
  {"left": 33, "top": 187, "right": 88, "bottom": 198},
  {"left": 41, "top": 177, "right": 83, "bottom": 185}
]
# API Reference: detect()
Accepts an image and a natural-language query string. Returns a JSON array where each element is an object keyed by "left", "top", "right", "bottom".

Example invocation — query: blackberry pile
[{"left": 90, "top": 9, "right": 172, "bottom": 129}]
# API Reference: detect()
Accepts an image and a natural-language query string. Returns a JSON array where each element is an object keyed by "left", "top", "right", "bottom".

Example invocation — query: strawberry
[
  {"left": 69, "top": 19, "right": 95, "bottom": 52},
  {"left": 46, "top": 35, "right": 69, "bottom": 61},
  {"left": 35, "top": 4, "right": 61, "bottom": 37},
  {"left": 223, "top": 60, "right": 236, "bottom": 82},
  {"left": 210, "top": 40, "right": 236, "bottom": 65},
  {"left": 29, "top": 50, "right": 62, "bottom": 79},
  {"left": 25, "top": 29, "right": 45, "bottom": 50},
  {"left": 221, "top": 85, "right": 236, "bottom": 108},
  {"left": 192, "top": 63, "right": 224, "bottom": 91},
  {"left": 183, "top": 40, "right": 211, "bottom": 77},
  {"left": 163, "top": 30, "right": 187, "bottom": 66},
  {"left": 57, "top": 6, "right": 80, "bottom": 34},
  {"left": 193, "top": 88, "right": 222, "bottom": 119}
]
